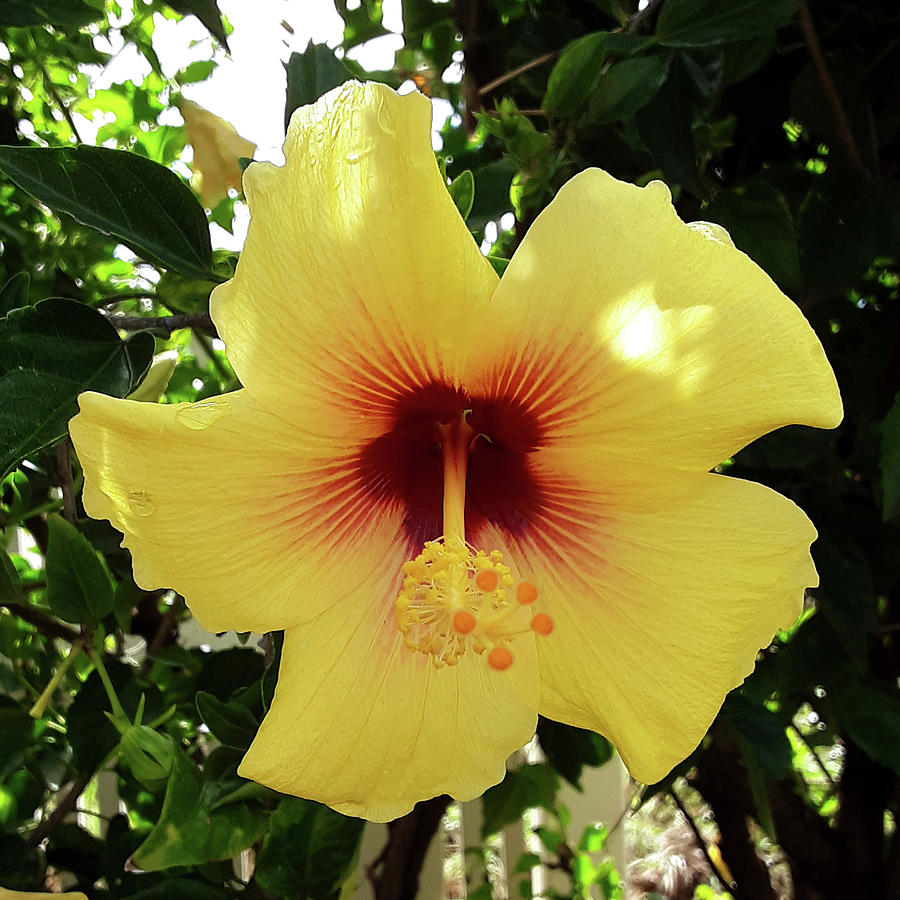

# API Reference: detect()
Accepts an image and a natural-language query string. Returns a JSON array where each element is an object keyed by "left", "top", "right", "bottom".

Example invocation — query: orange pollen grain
[
  {"left": 530, "top": 613, "right": 554, "bottom": 636},
  {"left": 453, "top": 610, "right": 477, "bottom": 634},
  {"left": 475, "top": 570, "right": 499, "bottom": 592},
  {"left": 517, "top": 582, "right": 538, "bottom": 605},
  {"left": 488, "top": 646, "right": 513, "bottom": 670}
]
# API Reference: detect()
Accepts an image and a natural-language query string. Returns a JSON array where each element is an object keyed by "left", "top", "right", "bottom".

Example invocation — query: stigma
[{"left": 394, "top": 537, "right": 553, "bottom": 669}]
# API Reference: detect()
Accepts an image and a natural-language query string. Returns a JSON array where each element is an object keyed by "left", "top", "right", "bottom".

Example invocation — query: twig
[
  {"left": 38, "top": 62, "right": 83, "bottom": 144},
  {"left": 797, "top": 0, "right": 864, "bottom": 170},
  {"left": 92, "top": 292, "right": 160, "bottom": 308},
  {"left": 669, "top": 785, "right": 735, "bottom": 891},
  {"left": 789, "top": 723, "right": 837, "bottom": 790},
  {"left": 2, "top": 602, "right": 81, "bottom": 643},
  {"left": 192, "top": 327, "right": 232, "bottom": 385},
  {"left": 627, "top": 0, "right": 664, "bottom": 33},
  {"left": 55, "top": 439, "right": 75, "bottom": 523},
  {"left": 102, "top": 312, "right": 213, "bottom": 336},
  {"left": 478, "top": 50, "right": 559, "bottom": 97},
  {"left": 27, "top": 773, "right": 91, "bottom": 846}
]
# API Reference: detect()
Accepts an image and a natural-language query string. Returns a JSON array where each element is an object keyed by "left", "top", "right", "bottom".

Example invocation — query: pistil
[{"left": 394, "top": 414, "right": 553, "bottom": 669}]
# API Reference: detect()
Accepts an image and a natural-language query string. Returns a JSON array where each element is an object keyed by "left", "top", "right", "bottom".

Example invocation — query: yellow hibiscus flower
[{"left": 69, "top": 81, "right": 841, "bottom": 822}]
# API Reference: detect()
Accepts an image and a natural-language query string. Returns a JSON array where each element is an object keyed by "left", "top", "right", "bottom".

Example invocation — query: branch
[
  {"left": 369, "top": 796, "right": 449, "bottom": 900},
  {"left": 669, "top": 785, "right": 734, "bottom": 891},
  {"left": 797, "top": 0, "right": 865, "bottom": 171},
  {"left": 2, "top": 602, "right": 81, "bottom": 643},
  {"left": 626, "top": 0, "right": 664, "bottom": 33},
  {"left": 102, "top": 312, "right": 214, "bottom": 336}
]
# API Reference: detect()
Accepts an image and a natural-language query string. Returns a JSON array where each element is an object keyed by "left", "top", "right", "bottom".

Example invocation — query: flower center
[{"left": 394, "top": 415, "right": 553, "bottom": 669}]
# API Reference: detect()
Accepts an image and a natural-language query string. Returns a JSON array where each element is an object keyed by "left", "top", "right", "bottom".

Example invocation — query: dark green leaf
[
  {"left": 656, "top": 0, "right": 798, "bottom": 48},
  {"left": 195, "top": 691, "right": 258, "bottom": 749},
  {"left": 0, "top": 0, "right": 104, "bottom": 27},
  {"left": 0, "top": 550, "right": 24, "bottom": 606},
  {"left": 132, "top": 748, "right": 268, "bottom": 870},
  {"left": 0, "top": 273, "right": 30, "bottom": 317},
  {"left": 537, "top": 718, "right": 613, "bottom": 789},
  {"left": 587, "top": 53, "right": 672, "bottom": 124},
  {"left": 704, "top": 179, "right": 801, "bottom": 289},
  {"left": 833, "top": 680, "right": 900, "bottom": 775},
  {"left": 813, "top": 534, "right": 876, "bottom": 664},
  {"left": 284, "top": 44, "right": 353, "bottom": 130},
  {"left": 0, "top": 299, "right": 154, "bottom": 479},
  {"left": 482, "top": 764, "right": 558, "bottom": 837},
  {"left": 882, "top": 392, "right": 900, "bottom": 520},
  {"left": 544, "top": 32, "right": 608, "bottom": 116},
  {"left": 0, "top": 704, "right": 36, "bottom": 773},
  {"left": 115, "top": 877, "right": 232, "bottom": 899},
  {"left": 636, "top": 58, "right": 708, "bottom": 199},
  {"left": 45, "top": 514, "right": 115, "bottom": 624},
  {"left": 0, "top": 145, "right": 214, "bottom": 278},
  {"left": 255, "top": 797, "right": 364, "bottom": 899},
  {"left": 722, "top": 32, "right": 776, "bottom": 85},
  {"left": 448, "top": 170, "right": 475, "bottom": 221},
  {"left": 164, "top": 0, "right": 229, "bottom": 50}
]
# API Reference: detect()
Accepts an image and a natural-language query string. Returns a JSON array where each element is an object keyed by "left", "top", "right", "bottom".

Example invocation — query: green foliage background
[{"left": 1, "top": 1, "right": 899, "bottom": 898}]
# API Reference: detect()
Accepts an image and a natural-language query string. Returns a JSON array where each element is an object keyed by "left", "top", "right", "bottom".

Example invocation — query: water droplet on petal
[
  {"left": 175, "top": 399, "right": 229, "bottom": 430},
  {"left": 127, "top": 490, "right": 154, "bottom": 517}
]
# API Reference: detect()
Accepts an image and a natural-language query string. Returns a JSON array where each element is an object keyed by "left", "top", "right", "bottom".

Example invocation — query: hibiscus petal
[
  {"left": 466, "top": 168, "right": 841, "bottom": 470},
  {"left": 239, "top": 584, "right": 539, "bottom": 822},
  {"left": 69, "top": 390, "right": 405, "bottom": 633},
  {"left": 480, "top": 452, "right": 817, "bottom": 784},
  {"left": 211, "top": 81, "right": 497, "bottom": 441}
]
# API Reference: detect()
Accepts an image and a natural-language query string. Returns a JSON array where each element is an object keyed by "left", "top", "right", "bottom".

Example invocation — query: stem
[
  {"left": 87, "top": 644, "right": 128, "bottom": 724},
  {"left": 56, "top": 438, "right": 75, "bottom": 523},
  {"left": 797, "top": 0, "right": 865, "bottom": 171},
  {"left": 29, "top": 643, "right": 83, "bottom": 718},
  {"left": 36, "top": 58, "right": 83, "bottom": 143}
]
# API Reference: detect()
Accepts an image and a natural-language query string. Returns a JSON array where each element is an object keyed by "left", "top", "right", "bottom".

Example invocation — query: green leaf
[
  {"left": 0, "top": 273, "right": 30, "bottom": 317},
  {"left": 656, "top": 0, "right": 798, "bottom": 48},
  {"left": 587, "top": 53, "right": 672, "bottom": 124},
  {"left": 448, "top": 170, "right": 475, "bottom": 221},
  {"left": 0, "top": 145, "right": 214, "bottom": 279},
  {"left": 195, "top": 691, "right": 258, "bottom": 749},
  {"left": 0, "top": 0, "right": 104, "bottom": 27},
  {"left": 255, "top": 797, "right": 364, "bottom": 899},
  {"left": 833, "top": 679, "right": 900, "bottom": 775},
  {"left": 175, "top": 60, "right": 217, "bottom": 85},
  {"left": 537, "top": 717, "right": 613, "bottom": 789},
  {"left": 45, "top": 514, "right": 115, "bottom": 624},
  {"left": 704, "top": 179, "right": 802, "bottom": 289},
  {"left": 164, "top": 0, "right": 229, "bottom": 50},
  {"left": 544, "top": 32, "right": 609, "bottom": 116},
  {"left": 284, "top": 44, "right": 353, "bottom": 130},
  {"left": 131, "top": 748, "right": 268, "bottom": 870},
  {"left": 0, "top": 299, "right": 154, "bottom": 479},
  {"left": 882, "top": 392, "right": 900, "bottom": 520},
  {"left": 481, "top": 764, "right": 558, "bottom": 837}
]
